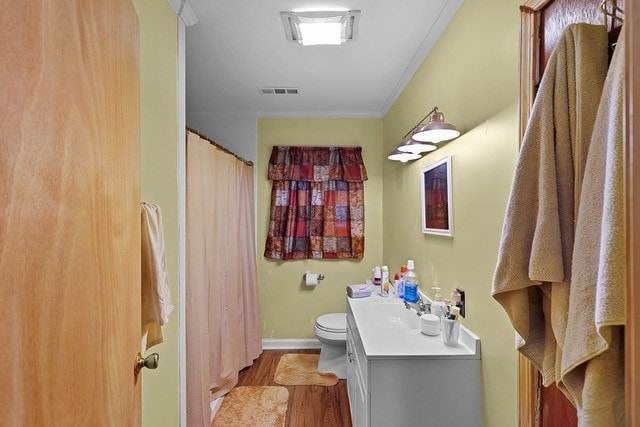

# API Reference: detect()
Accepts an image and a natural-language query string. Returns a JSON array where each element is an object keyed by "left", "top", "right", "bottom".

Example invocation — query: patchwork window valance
[
  {"left": 264, "top": 146, "right": 368, "bottom": 260},
  {"left": 267, "top": 146, "right": 368, "bottom": 182}
]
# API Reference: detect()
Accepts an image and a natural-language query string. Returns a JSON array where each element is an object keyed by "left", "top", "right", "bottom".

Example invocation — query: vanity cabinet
[
  {"left": 346, "top": 296, "right": 481, "bottom": 427},
  {"left": 346, "top": 324, "right": 368, "bottom": 426}
]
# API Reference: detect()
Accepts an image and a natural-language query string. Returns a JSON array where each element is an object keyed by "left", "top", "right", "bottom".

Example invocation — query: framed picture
[{"left": 421, "top": 156, "right": 453, "bottom": 236}]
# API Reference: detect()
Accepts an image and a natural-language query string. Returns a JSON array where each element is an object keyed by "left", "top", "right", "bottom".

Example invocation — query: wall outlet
[{"left": 455, "top": 287, "right": 465, "bottom": 318}]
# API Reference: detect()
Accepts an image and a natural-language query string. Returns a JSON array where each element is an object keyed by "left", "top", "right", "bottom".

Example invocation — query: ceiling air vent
[{"left": 258, "top": 87, "right": 300, "bottom": 95}]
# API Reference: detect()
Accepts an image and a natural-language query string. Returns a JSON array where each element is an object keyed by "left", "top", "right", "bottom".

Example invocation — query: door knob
[{"left": 135, "top": 352, "right": 159, "bottom": 375}]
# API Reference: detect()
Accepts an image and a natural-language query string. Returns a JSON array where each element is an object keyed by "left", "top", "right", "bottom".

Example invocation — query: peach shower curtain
[{"left": 186, "top": 130, "right": 262, "bottom": 426}]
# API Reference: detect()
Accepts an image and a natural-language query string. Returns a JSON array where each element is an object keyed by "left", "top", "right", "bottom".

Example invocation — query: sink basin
[{"left": 363, "top": 302, "right": 416, "bottom": 330}]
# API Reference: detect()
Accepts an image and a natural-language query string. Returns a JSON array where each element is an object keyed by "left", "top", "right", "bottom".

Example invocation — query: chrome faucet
[{"left": 405, "top": 294, "right": 429, "bottom": 315}]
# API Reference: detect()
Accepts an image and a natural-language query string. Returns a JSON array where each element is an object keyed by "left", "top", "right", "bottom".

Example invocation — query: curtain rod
[{"left": 186, "top": 126, "right": 254, "bottom": 167}]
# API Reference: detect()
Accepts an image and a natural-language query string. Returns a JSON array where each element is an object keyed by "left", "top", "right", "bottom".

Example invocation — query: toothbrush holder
[{"left": 442, "top": 318, "right": 460, "bottom": 346}]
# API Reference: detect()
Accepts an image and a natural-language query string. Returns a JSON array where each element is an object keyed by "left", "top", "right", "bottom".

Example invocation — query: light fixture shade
[
  {"left": 281, "top": 11, "right": 361, "bottom": 46},
  {"left": 412, "top": 111, "right": 460, "bottom": 143},
  {"left": 387, "top": 148, "right": 421, "bottom": 162},
  {"left": 396, "top": 136, "right": 438, "bottom": 154}
]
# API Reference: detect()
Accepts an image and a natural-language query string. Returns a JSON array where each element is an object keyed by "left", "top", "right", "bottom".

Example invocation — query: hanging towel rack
[{"left": 600, "top": 0, "right": 624, "bottom": 24}]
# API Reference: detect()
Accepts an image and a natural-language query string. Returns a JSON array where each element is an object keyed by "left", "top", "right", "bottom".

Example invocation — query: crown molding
[
  {"left": 257, "top": 110, "right": 383, "bottom": 119},
  {"left": 380, "top": 0, "right": 464, "bottom": 116},
  {"left": 166, "top": 0, "right": 198, "bottom": 27},
  {"left": 166, "top": 0, "right": 181, "bottom": 14}
]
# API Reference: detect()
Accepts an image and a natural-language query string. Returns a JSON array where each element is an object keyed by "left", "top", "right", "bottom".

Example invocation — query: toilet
[{"left": 313, "top": 313, "right": 347, "bottom": 379}]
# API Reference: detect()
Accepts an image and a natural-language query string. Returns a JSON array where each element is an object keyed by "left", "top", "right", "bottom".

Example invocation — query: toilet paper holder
[{"left": 303, "top": 272, "right": 325, "bottom": 281}]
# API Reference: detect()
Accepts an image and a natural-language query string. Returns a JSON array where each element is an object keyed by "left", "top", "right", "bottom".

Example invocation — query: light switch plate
[{"left": 455, "top": 287, "right": 465, "bottom": 317}]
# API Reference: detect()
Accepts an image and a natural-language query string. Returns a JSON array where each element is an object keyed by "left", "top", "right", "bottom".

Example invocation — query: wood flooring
[{"left": 236, "top": 349, "right": 352, "bottom": 427}]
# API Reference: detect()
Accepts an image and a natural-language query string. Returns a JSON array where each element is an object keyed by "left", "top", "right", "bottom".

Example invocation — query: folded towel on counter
[{"left": 347, "top": 284, "right": 371, "bottom": 298}]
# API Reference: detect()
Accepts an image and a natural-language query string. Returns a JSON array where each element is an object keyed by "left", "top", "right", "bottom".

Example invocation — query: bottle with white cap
[
  {"left": 380, "top": 265, "right": 390, "bottom": 297},
  {"left": 404, "top": 260, "right": 419, "bottom": 303},
  {"left": 373, "top": 266, "right": 382, "bottom": 287},
  {"left": 430, "top": 286, "right": 445, "bottom": 329}
]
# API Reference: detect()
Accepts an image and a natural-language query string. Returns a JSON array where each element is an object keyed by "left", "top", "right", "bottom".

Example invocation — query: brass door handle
[{"left": 135, "top": 352, "right": 159, "bottom": 374}]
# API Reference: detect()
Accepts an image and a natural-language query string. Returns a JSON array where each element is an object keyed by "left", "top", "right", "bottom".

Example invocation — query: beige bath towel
[
  {"left": 141, "top": 202, "right": 174, "bottom": 351},
  {"left": 561, "top": 28, "right": 626, "bottom": 427},
  {"left": 492, "top": 24, "right": 608, "bottom": 388}
]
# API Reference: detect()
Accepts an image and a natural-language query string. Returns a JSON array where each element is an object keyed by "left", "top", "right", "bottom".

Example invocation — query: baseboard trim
[
  {"left": 210, "top": 396, "right": 224, "bottom": 422},
  {"left": 262, "top": 338, "right": 321, "bottom": 350}
]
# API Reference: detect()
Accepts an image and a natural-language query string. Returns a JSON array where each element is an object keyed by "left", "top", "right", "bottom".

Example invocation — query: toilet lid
[{"left": 316, "top": 313, "right": 346, "bottom": 333}]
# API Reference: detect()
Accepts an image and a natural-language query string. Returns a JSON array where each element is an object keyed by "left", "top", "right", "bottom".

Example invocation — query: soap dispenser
[{"left": 430, "top": 286, "right": 445, "bottom": 328}]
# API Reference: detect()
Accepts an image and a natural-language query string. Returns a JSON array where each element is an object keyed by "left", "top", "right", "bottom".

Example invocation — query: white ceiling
[{"left": 185, "top": 0, "right": 463, "bottom": 118}]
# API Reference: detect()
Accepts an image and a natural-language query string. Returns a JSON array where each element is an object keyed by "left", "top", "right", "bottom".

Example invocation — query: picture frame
[{"left": 421, "top": 156, "right": 453, "bottom": 236}]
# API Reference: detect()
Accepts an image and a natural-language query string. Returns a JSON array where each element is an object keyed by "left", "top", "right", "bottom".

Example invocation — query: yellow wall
[
  {"left": 131, "top": 1, "right": 179, "bottom": 426},
  {"left": 131, "top": 0, "right": 524, "bottom": 424},
  {"left": 382, "top": 0, "right": 521, "bottom": 425},
  {"left": 257, "top": 119, "right": 383, "bottom": 338}
]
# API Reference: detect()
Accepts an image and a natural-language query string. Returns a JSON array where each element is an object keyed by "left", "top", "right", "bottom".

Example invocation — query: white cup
[{"left": 442, "top": 318, "right": 460, "bottom": 346}]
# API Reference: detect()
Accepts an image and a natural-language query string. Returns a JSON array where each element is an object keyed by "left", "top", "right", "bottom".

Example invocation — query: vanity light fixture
[
  {"left": 412, "top": 108, "right": 460, "bottom": 143},
  {"left": 281, "top": 10, "right": 361, "bottom": 46},
  {"left": 395, "top": 106, "right": 460, "bottom": 157},
  {"left": 396, "top": 134, "right": 437, "bottom": 155},
  {"left": 387, "top": 148, "right": 422, "bottom": 163}
]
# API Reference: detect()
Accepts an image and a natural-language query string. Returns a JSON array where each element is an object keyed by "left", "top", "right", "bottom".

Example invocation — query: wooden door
[
  {"left": 0, "top": 1, "right": 141, "bottom": 425},
  {"left": 625, "top": 1, "right": 640, "bottom": 423}
]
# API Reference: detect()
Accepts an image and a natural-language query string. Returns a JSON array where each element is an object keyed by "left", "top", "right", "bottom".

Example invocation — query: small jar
[{"left": 420, "top": 314, "right": 440, "bottom": 336}]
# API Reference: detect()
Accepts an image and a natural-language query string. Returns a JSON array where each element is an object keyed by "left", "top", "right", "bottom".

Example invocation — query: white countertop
[{"left": 347, "top": 292, "right": 481, "bottom": 360}]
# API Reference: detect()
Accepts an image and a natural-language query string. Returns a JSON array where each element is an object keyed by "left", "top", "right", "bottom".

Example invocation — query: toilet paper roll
[{"left": 305, "top": 273, "right": 319, "bottom": 287}]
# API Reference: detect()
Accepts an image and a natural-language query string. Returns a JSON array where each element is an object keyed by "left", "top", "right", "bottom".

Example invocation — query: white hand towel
[{"left": 141, "top": 202, "right": 174, "bottom": 351}]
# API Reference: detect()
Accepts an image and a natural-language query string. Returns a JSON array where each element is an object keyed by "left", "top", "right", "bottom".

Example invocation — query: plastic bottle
[
  {"left": 380, "top": 266, "right": 390, "bottom": 297},
  {"left": 397, "top": 266, "right": 406, "bottom": 300},
  {"left": 373, "top": 266, "right": 381, "bottom": 288},
  {"left": 393, "top": 273, "right": 401, "bottom": 299},
  {"left": 404, "top": 260, "right": 419, "bottom": 303},
  {"left": 430, "top": 286, "right": 445, "bottom": 328}
]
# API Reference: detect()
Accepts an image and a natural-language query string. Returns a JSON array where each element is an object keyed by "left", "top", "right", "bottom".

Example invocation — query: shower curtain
[{"left": 186, "top": 130, "right": 262, "bottom": 426}]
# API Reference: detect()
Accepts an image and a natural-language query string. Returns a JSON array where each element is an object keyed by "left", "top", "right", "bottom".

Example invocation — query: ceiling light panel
[{"left": 280, "top": 10, "right": 361, "bottom": 46}]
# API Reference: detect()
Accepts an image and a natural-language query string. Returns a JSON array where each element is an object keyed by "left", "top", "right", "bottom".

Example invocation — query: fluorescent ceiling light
[
  {"left": 299, "top": 21, "right": 342, "bottom": 46},
  {"left": 281, "top": 11, "right": 361, "bottom": 46}
]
